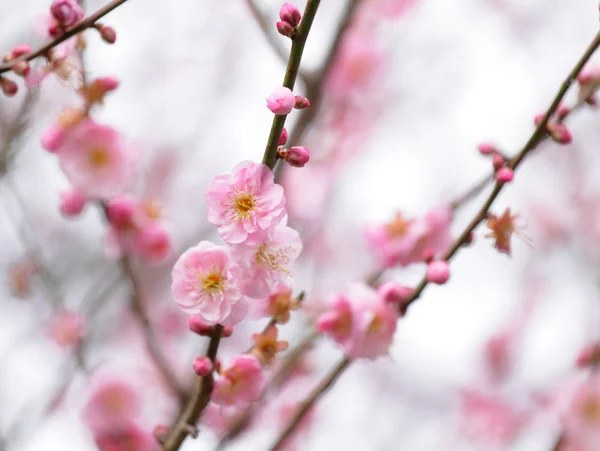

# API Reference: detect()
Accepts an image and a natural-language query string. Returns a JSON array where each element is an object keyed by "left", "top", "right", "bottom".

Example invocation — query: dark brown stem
[
  {"left": 262, "top": 0, "right": 322, "bottom": 169},
  {"left": 268, "top": 357, "right": 352, "bottom": 450},
  {"left": 0, "top": 0, "right": 130, "bottom": 75},
  {"left": 162, "top": 326, "right": 223, "bottom": 451}
]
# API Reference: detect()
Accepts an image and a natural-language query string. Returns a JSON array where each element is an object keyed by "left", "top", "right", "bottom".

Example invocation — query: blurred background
[{"left": 0, "top": 0, "right": 599, "bottom": 449}]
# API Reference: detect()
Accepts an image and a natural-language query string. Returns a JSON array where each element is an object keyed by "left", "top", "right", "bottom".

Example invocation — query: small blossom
[
  {"left": 59, "top": 189, "right": 87, "bottom": 216},
  {"left": 266, "top": 87, "right": 296, "bottom": 115},
  {"left": 426, "top": 260, "right": 450, "bottom": 284},
  {"left": 251, "top": 326, "right": 289, "bottom": 366},
  {"left": 232, "top": 223, "right": 302, "bottom": 298},
  {"left": 366, "top": 206, "right": 453, "bottom": 268},
  {"left": 212, "top": 354, "right": 266, "bottom": 408},
  {"left": 48, "top": 310, "right": 84, "bottom": 347},
  {"left": 577, "top": 65, "right": 600, "bottom": 104},
  {"left": 55, "top": 119, "right": 138, "bottom": 200},
  {"left": 193, "top": 356, "right": 213, "bottom": 377},
  {"left": 50, "top": 0, "right": 84, "bottom": 28},
  {"left": 279, "top": 3, "right": 302, "bottom": 27},
  {"left": 264, "top": 282, "right": 300, "bottom": 323},
  {"left": 83, "top": 379, "right": 141, "bottom": 431},
  {"left": 205, "top": 161, "right": 286, "bottom": 244},
  {"left": 478, "top": 143, "right": 497, "bottom": 155},
  {"left": 485, "top": 208, "right": 530, "bottom": 256},
  {"left": 317, "top": 283, "right": 399, "bottom": 360},
  {"left": 79, "top": 76, "right": 120, "bottom": 106},
  {"left": 171, "top": 241, "right": 248, "bottom": 326}
]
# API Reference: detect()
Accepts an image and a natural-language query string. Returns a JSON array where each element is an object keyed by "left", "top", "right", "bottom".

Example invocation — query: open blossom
[
  {"left": 250, "top": 326, "right": 289, "bottom": 366},
  {"left": 83, "top": 379, "right": 141, "bottom": 431},
  {"left": 366, "top": 206, "right": 453, "bottom": 268},
  {"left": 317, "top": 283, "right": 399, "bottom": 360},
  {"left": 232, "top": 223, "right": 302, "bottom": 298},
  {"left": 48, "top": 311, "right": 84, "bottom": 347},
  {"left": 211, "top": 354, "right": 266, "bottom": 408},
  {"left": 52, "top": 119, "right": 138, "bottom": 200},
  {"left": 205, "top": 161, "right": 286, "bottom": 244},
  {"left": 171, "top": 241, "right": 248, "bottom": 326},
  {"left": 485, "top": 208, "right": 530, "bottom": 256}
]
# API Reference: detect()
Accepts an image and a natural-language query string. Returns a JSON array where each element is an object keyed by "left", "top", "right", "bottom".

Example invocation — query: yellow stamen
[{"left": 88, "top": 146, "right": 110, "bottom": 168}]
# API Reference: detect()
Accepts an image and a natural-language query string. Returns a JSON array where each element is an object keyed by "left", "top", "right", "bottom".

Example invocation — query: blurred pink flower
[
  {"left": 83, "top": 380, "right": 141, "bottom": 431},
  {"left": 378, "top": 0, "right": 419, "bottom": 18},
  {"left": 366, "top": 206, "right": 453, "bottom": 268},
  {"left": 48, "top": 310, "right": 84, "bottom": 347},
  {"left": 55, "top": 119, "right": 138, "bottom": 200},
  {"left": 205, "top": 161, "right": 286, "bottom": 244},
  {"left": 561, "top": 373, "right": 600, "bottom": 449},
  {"left": 211, "top": 354, "right": 266, "bottom": 408},
  {"left": 171, "top": 241, "right": 248, "bottom": 326},
  {"left": 93, "top": 422, "right": 157, "bottom": 451},
  {"left": 317, "top": 282, "right": 399, "bottom": 360},
  {"left": 232, "top": 224, "right": 302, "bottom": 299}
]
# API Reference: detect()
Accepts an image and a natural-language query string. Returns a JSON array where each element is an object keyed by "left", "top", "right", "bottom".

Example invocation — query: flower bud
[
  {"left": 41, "top": 126, "right": 65, "bottom": 152},
  {"left": 495, "top": 167, "right": 514, "bottom": 183},
  {"left": 59, "top": 190, "right": 86, "bottom": 216},
  {"left": 279, "top": 127, "right": 288, "bottom": 146},
  {"left": 97, "top": 25, "right": 116, "bottom": 44},
  {"left": 426, "top": 260, "right": 450, "bottom": 284},
  {"left": 188, "top": 316, "right": 214, "bottom": 336},
  {"left": 477, "top": 143, "right": 497, "bottom": 156},
  {"left": 492, "top": 153, "right": 505, "bottom": 170},
  {"left": 378, "top": 281, "right": 413, "bottom": 305},
  {"left": 12, "top": 61, "right": 30, "bottom": 77},
  {"left": 284, "top": 146, "right": 310, "bottom": 167},
  {"left": 294, "top": 95, "right": 310, "bottom": 109},
  {"left": 0, "top": 77, "right": 18, "bottom": 96},
  {"left": 276, "top": 20, "right": 295, "bottom": 38},
  {"left": 193, "top": 356, "right": 213, "bottom": 377},
  {"left": 105, "top": 197, "right": 136, "bottom": 228},
  {"left": 50, "top": 0, "right": 84, "bottom": 28},
  {"left": 266, "top": 86, "right": 295, "bottom": 115},
  {"left": 222, "top": 326, "right": 234, "bottom": 338},
  {"left": 279, "top": 3, "right": 302, "bottom": 27}
]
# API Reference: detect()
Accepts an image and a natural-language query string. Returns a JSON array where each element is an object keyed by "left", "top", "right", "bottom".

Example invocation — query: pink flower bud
[
  {"left": 422, "top": 248, "right": 434, "bottom": 263},
  {"left": 153, "top": 425, "right": 169, "bottom": 443},
  {"left": 284, "top": 146, "right": 310, "bottom": 167},
  {"left": 41, "top": 125, "right": 65, "bottom": 152},
  {"left": 222, "top": 326, "right": 234, "bottom": 338},
  {"left": 188, "top": 316, "right": 214, "bottom": 336},
  {"left": 135, "top": 225, "right": 171, "bottom": 262},
  {"left": 10, "top": 45, "right": 32, "bottom": 59},
  {"left": 266, "top": 86, "right": 295, "bottom": 115},
  {"left": 95, "top": 75, "right": 120, "bottom": 92},
  {"left": 50, "top": 0, "right": 84, "bottom": 28},
  {"left": 98, "top": 25, "right": 116, "bottom": 44},
  {"left": 279, "top": 127, "right": 288, "bottom": 146},
  {"left": 477, "top": 143, "right": 497, "bottom": 155},
  {"left": 59, "top": 190, "right": 86, "bottom": 216},
  {"left": 279, "top": 3, "right": 302, "bottom": 27},
  {"left": 495, "top": 167, "right": 514, "bottom": 183},
  {"left": 316, "top": 311, "right": 341, "bottom": 334},
  {"left": 0, "top": 77, "right": 18, "bottom": 97},
  {"left": 492, "top": 153, "right": 505, "bottom": 170},
  {"left": 105, "top": 197, "right": 136, "bottom": 228},
  {"left": 12, "top": 61, "right": 30, "bottom": 77},
  {"left": 193, "top": 356, "right": 213, "bottom": 377},
  {"left": 548, "top": 123, "right": 572, "bottom": 144},
  {"left": 576, "top": 343, "right": 600, "bottom": 368},
  {"left": 378, "top": 281, "right": 413, "bottom": 305},
  {"left": 294, "top": 95, "right": 310, "bottom": 109},
  {"left": 426, "top": 260, "right": 450, "bottom": 284},
  {"left": 276, "top": 21, "right": 295, "bottom": 38},
  {"left": 557, "top": 105, "right": 570, "bottom": 121}
]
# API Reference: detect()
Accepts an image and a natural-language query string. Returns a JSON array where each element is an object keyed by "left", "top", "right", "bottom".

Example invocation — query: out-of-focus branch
[
  {"left": 268, "top": 28, "right": 600, "bottom": 446},
  {"left": 0, "top": 0, "right": 130, "bottom": 75},
  {"left": 268, "top": 356, "right": 351, "bottom": 450},
  {"left": 262, "top": 0, "right": 322, "bottom": 169},
  {"left": 120, "top": 256, "right": 187, "bottom": 405},
  {"left": 162, "top": 326, "right": 223, "bottom": 451}
]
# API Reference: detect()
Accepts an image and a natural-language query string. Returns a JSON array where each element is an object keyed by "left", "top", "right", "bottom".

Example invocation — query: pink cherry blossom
[
  {"left": 211, "top": 354, "right": 266, "bottom": 408},
  {"left": 561, "top": 372, "right": 600, "bottom": 448},
  {"left": 366, "top": 206, "right": 453, "bottom": 268},
  {"left": 83, "top": 379, "right": 141, "bottom": 431},
  {"left": 232, "top": 224, "right": 302, "bottom": 298},
  {"left": 50, "top": 0, "right": 84, "bottom": 28},
  {"left": 133, "top": 224, "right": 171, "bottom": 262},
  {"left": 205, "top": 161, "right": 286, "bottom": 244},
  {"left": 266, "top": 87, "right": 296, "bottom": 115},
  {"left": 317, "top": 283, "right": 399, "bottom": 360},
  {"left": 171, "top": 241, "right": 248, "bottom": 326},
  {"left": 54, "top": 119, "right": 138, "bottom": 200}
]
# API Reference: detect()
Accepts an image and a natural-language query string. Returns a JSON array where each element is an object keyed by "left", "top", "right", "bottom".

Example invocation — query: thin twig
[
  {"left": 268, "top": 356, "right": 351, "bottom": 450},
  {"left": 162, "top": 326, "right": 223, "bottom": 451},
  {"left": 262, "top": 0, "right": 322, "bottom": 169},
  {"left": 267, "top": 28, "right": 600, "bottom": 447},
  {"left": 0, "top": 0, "right": 130, "bottom": 75}
]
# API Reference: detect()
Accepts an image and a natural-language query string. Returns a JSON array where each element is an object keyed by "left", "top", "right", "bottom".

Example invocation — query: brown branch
[
  {"left": 162, "top": 326, "right": 223, "bottom": 451},
  {"left": 262, "top": 0, "right": 322, "bottom": 169},
  {"left": 268, "top": 356, "right": 351, "bottom": 450},
  {"left": 0, "top": 0, "right": 130, "bottom": 75},
  {"left": 120, "top": 257, "right": 187, "bottom": 405},
  {"left": 265, "top": 28, "right": 600, "bottom": 447}
]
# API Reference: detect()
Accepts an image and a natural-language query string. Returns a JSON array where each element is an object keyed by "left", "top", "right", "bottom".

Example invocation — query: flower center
[
  {"left": 88, "top": 146, "right": 110, "bottom": 168},
  {"left": 386, "top": 213, "right": 411, "bottom": 237},
  {"left": 583, "top": 397, "right": 600, "bottom": 423},
  {"left": 236, "top": 193, "right": 255, "bottom": 215},
  {"left": 202, "top": 272, "right": 225, "bottom": 293},
  {"left": 256, "top": 244, "right": 292, "bottom": 275}
]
